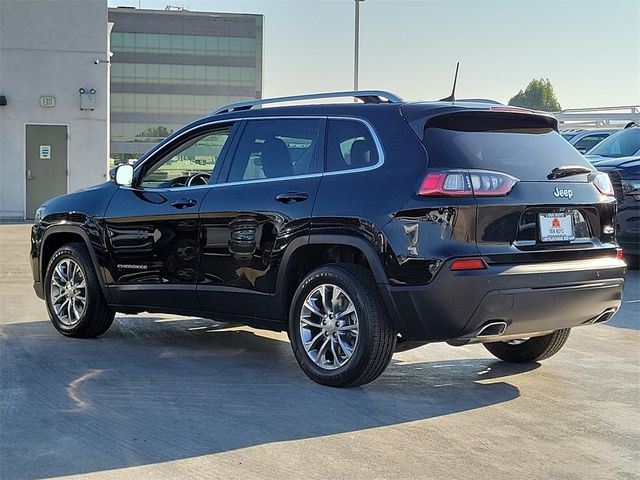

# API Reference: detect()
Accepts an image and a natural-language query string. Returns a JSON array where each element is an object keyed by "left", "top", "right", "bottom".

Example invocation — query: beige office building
[{"left": 0, "top": 0, "right": 111, "bottom": 219}]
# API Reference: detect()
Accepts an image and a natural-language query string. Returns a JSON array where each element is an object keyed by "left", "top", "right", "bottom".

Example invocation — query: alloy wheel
[
  {"left": 299, "top": 284, "right": 359, "bottom": 370},
  {"left": 50, "top": 258, "right": 87, "bottom": 326}
]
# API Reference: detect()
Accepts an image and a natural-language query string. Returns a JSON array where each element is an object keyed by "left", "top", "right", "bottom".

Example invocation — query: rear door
[
  {"left": 197, "top": 117, "right": 324, "bottom": 321},
  {"left": 422, "top": 112, "right": 617, "bottom": 261},
  {"left": 103, "top": 122, "right": 236, "bottom": 310}
]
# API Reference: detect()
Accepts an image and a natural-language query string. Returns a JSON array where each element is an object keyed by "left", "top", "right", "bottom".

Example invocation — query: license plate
[{"left": 539, "top": 213, "right": 575, "bottom": 242}]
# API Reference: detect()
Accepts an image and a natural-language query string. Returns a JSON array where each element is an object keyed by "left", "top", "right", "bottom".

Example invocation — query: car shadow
[{"left": 0, "top": 316, "right": 538, "bottom": 480}]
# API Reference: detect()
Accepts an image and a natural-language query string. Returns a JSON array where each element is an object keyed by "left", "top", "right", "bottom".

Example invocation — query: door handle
[
  {"left": 170, "top": 198, "right": 197, "bottom": 209},
  {"left": 27, "top": 169, "right": 35, "bottom": 180},
  {"left": 275, "top": 191, "right": 308, "bottom": 204}
]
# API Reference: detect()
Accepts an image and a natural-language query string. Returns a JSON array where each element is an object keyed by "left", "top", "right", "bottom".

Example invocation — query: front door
[
  {"left": 103, "top": 123, "right": 236, "bottom": 311},
  {"left": 198, "top": 118, "right": 324, "bottom": 321},
  {"left": 26, "top": 125, "right": 67, "bottom": 219}
]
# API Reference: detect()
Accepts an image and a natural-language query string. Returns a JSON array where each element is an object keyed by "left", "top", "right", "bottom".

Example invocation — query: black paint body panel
[{"left": 30, "top": 101, "right": 626, "bottom": 341}]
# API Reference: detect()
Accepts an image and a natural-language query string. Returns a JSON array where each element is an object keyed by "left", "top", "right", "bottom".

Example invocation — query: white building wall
[{"left": 0, "top": 0, "right": 109, "bottom": 218}]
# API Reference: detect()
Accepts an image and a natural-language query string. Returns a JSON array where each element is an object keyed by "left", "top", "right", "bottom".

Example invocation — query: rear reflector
[
  {"left": 450, "top": 258, "right": 487, "bottom": 271},
  {"left": 419, "top": 170, "right": 518, "bottom": 197},
  {"left": 419, "top": 171, "right": 471, "bottom": 196}
]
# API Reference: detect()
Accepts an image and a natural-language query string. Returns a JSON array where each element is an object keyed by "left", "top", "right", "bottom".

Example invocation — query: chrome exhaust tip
[
  {"left": 476, "top": 321, "right": 508, "bottom": 338},
  {"left": 590, "top": 308, "right": 617, "bottom": 325}
]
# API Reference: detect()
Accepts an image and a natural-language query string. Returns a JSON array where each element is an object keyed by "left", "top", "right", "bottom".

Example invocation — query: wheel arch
[
  {"left": 274, "top": 234, "right": 398, "bottom": 325},
  {"left": 40, "top": 224, "right": 111, "bottom": 302}
]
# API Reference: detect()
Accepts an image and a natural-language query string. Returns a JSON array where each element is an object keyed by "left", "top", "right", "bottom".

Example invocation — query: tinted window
[
  {"left": 573, "top": 134, "right": 609, "bottom": 152},
  {"left": 141, "top": 126, "right": 231, "bottom": 188},
  {"left": 227, "top": 119, "right": 321, "bottom": 182},
  {"left": 424, "top": 125, "right": 593, "bottom": 181},
  {"left": 588, "top": 128, "right": 640, "bottom": 157},
  {"left": 326, "top": 119, "right": 379, "bottom": 172}
]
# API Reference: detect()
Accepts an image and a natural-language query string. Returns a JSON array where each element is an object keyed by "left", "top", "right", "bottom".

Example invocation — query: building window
[{"left": 110, "top": 32, "right": 257, "bottom": 56}]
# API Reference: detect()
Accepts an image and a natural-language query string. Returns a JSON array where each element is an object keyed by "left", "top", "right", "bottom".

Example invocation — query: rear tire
[
  {"left": 288, "top": 264, "right": 396, "bottom": 387},
  {"left": 45, "top": 243, "right": 115, "bottom": 338},
  {"left": 483, "top": 329, "right": 571, "bottom": 363}
]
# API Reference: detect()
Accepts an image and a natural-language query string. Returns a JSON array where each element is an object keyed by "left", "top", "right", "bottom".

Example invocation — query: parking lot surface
[{"left": 0, "top": 223, "right": 638, "bottom": 480}]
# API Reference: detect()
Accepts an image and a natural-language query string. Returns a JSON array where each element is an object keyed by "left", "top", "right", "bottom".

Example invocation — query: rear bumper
[
  {"left": 385, "top": 256, "right": 626, "bottom": 342},
  {"left": 618, "top": 236, "right": 640, "bottom": 256}
]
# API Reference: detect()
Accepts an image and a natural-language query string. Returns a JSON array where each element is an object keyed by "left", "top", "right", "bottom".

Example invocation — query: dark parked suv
[
  {"left": 30, "top": 90, "right": 626, "bottom": 387},
  {"left": 595, "top": 157, "right": 640, "bottom": 262}
]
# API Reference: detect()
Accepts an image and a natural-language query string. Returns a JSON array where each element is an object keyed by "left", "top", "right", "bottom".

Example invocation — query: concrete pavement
[{"left": 0, "top": 224, "right": 638, "bottom": 480}]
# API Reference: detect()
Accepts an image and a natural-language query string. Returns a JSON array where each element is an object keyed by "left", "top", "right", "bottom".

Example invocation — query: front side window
[
  {"left": 140, "top": 126, "right": 232, "bottom": 188},
  {"left": 227, "top": 119, "right": 321, "bottom": 182},
  {"left": 588, "top": 128, "right": 640, "bottom": 157},
  {"left": 326, "top": 119, "right": 379, "bottom": 172}
]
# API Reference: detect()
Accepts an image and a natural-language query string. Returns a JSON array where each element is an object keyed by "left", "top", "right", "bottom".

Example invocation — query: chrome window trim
[
  {"left": 132, "top": 114, "right": 385, "bottom": 190},
  {"left": 209, "top": 172, "right": 323, "bottom": 189}
]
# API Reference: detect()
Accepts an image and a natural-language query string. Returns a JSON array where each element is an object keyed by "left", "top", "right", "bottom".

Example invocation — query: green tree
[
  {"left": 136, "top": 126, "right": 173, "bottom": 138},
  {"left": 508, "top": 78, "right": 561, "bottom": 112}
]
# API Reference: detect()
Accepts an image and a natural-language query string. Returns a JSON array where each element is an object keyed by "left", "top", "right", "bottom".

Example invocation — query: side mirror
[
  {"left": 576, "top": 146, "right": 588, "bottom": 154},
  {"left": 114, "top": 164, "right": 134, "bottom": 186}
]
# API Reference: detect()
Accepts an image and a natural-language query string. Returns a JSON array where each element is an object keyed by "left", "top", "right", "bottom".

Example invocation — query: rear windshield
[{"left": 423, "top": 115, "right": 593, "bottom": 181}]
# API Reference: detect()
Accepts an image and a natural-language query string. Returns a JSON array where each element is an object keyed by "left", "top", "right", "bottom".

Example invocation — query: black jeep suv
[{"left": 30, "top": 90, "right": 626, "bottom": 387}]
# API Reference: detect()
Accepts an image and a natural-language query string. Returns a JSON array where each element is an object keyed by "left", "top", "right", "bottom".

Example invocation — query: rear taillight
[
  {"left": 616, "top": 249, "right": 624, "bottom": 261},
  {"left": 450, "top": 258, "right": 487, "bottom": 271},
  {"left": 418, "top": 170, "right": 518, "bottom": 197},
  {"left": 593, "top": 172, "right": 615, "bottom": 197}
]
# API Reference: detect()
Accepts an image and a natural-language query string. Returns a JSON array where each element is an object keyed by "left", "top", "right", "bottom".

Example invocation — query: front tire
[
  {"left": 45, "top": 243, "right": 115, "bottom": 338},
  {"left": 288, "top": 264, "right": 396, "bottom": 388},
  {"left": 483, "top": 329, "right": 571, "bottom": 363}
]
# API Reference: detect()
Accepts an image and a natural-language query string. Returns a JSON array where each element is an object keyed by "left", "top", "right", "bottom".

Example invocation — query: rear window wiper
[{"left": 547, "top": 165, "right": 593, "bottom": 180}]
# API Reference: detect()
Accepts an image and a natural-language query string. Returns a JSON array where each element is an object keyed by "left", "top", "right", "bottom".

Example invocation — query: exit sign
[{"left": 40, "top": 96, "right": 56, "bottom": 108}]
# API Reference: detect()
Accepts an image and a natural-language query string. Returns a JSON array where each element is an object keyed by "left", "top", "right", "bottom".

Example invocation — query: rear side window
[
  {"left": 423, "top": 113, "right": 592, "bottom": 181},
  {"left": 326, "top": 119, "right": 379, "bottom": 172},
  {"left": 227, "top": 119, "right": 322, "bottom": 182},
  {"left": 573, "top": 134, "right": 609, "bottom": 153}
]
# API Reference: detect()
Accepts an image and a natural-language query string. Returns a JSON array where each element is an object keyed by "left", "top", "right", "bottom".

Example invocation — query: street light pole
[{"left": 354, "top": 0, "right": 364, "bottom": 93}]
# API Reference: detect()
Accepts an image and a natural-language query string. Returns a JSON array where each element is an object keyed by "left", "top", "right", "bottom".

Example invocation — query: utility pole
[{"left": 354, "top": 0, "right": 365, "bottom": 94}]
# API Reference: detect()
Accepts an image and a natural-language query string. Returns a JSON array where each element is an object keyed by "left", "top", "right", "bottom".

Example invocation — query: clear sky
[{"left": 107, "top": 0, "right": 640, "bottom": 109}]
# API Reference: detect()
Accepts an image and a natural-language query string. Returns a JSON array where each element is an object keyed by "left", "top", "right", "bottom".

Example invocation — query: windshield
[{"left": 588, "top": 128, "right": 640, "bottom": 157}]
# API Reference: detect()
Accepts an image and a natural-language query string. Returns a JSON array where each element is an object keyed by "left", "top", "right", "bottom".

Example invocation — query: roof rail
[{"left": 212, "top": 90, "right": 404, "bottom": 115}]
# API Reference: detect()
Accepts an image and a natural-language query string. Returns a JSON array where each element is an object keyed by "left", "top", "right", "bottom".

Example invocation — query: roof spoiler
[{"left": 405, "top": 108, "right": 559, "bottom": 141}]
